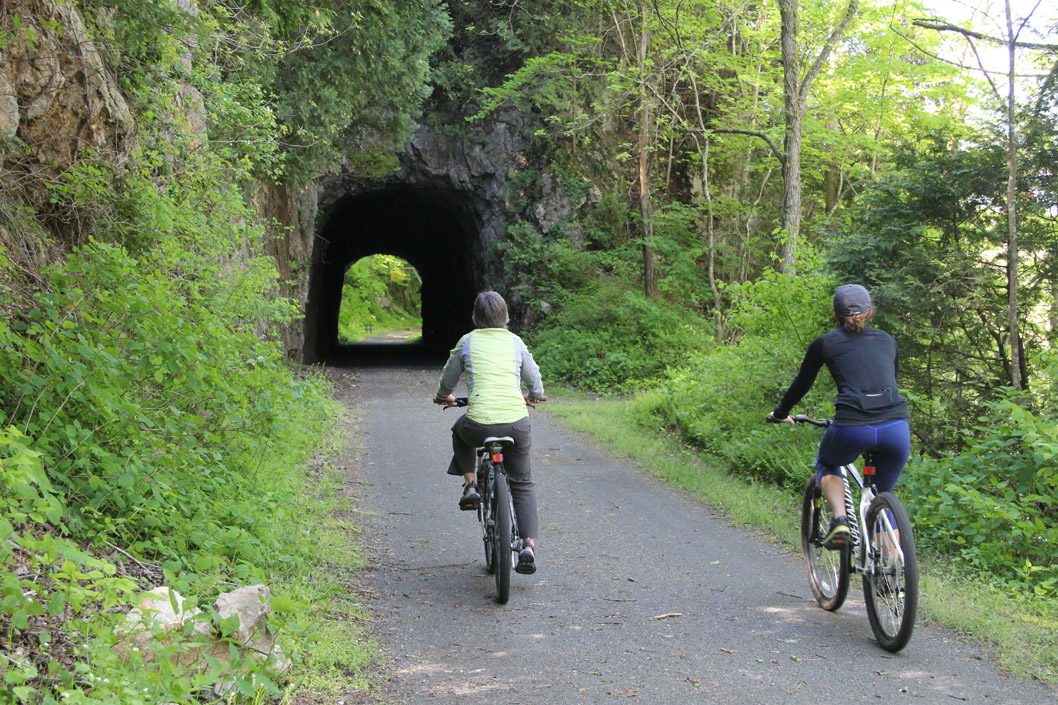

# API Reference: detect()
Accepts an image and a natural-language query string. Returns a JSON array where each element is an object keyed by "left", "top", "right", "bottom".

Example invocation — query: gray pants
[{"left": 447, "top": 415, "right": 538, "bottom": 539}]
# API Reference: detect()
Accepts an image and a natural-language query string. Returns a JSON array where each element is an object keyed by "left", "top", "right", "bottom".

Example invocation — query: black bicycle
[
  {"left": 771, "top": 415, "right": 919, "bottom": 652},
  {"left": 444, "top": 397, "right": 526, "bottom": 604}
]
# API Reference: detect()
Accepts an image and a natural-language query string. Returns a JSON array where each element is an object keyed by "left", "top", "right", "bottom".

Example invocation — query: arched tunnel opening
[{"left": 303, "top": 187, "right": 478, "bottom": 364}]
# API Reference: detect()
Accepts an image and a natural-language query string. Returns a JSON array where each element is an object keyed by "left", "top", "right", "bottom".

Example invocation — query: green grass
[
  {"left": 271, "top": 405, "right": 380, "bottom": 702},
  {"left": 540, "top": 389, "right": 1058, "bottom": 684}
]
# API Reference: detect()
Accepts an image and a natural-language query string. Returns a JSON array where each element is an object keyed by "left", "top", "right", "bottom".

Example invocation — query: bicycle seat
[{"left": 483, "top": 436, "right": 515, "bottom": 446}]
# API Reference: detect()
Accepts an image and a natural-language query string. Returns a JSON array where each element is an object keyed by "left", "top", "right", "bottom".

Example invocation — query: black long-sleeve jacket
[{"left": 774, "top": 326, "right": 909, "bottom": 426}]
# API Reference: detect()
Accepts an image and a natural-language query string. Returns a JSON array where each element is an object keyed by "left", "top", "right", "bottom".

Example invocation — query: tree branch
[
  {"left": 911, "top": 17, "right": 1058, "bottom": 51},
  {"left": 707, "top": 128, "right": 785, "bottom": 166},
  {"left": 801, "top": 0, "right": 861, "bottom": 98}
]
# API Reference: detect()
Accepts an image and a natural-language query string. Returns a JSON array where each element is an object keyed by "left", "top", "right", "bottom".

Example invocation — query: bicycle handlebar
[
  {"left": 436, "top": 396, "right": 546, "bottom": 409},
  {"left": 767, "top": 414, "right": 831, "bottom": 427}
]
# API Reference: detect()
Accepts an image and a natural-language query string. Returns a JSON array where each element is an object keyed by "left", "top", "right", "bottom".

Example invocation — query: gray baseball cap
[{"left": 833, "top": 284, "right": 872, "bottom": 316}]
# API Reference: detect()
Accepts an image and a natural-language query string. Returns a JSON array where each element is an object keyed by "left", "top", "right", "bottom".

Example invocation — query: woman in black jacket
[{"left": 768, "top": 284, "right": 911, "bottom": 546}]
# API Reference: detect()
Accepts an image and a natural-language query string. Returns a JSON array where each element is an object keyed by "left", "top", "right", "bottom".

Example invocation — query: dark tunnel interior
[{"left": 304, "top": 187, "right": 478, "bottom": 364}]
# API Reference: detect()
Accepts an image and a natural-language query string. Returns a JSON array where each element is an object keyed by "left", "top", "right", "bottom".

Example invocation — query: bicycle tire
[
  {"left": 479, "top": 462, "right": 496, "bottom": 574},
  {"left": 800, "top": 476, "right": 850, "bottom": 611},
  {"left": 493, "top": 471, "right": 513, "bottom": 604},
  {"left": 863, "top": 492, "right": 918, "bottom": 652}
]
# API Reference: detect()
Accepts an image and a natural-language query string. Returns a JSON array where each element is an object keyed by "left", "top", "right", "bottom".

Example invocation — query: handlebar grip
[{"left": 766, "top": 414, "right": 831, "bottom": 427}]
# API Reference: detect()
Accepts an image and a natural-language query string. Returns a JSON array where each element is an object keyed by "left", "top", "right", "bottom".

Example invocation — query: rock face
[
  {"left": 0, "top": 0, "right": 578, "bottom": 361},
  {"left": 0, "top": 0, "right": 136, "bottom": 187},
  {"left": 270, "top": 113, "right": 581, "bottom": 360}
]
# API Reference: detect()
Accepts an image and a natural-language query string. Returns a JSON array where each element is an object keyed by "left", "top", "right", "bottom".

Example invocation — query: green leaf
[{"left": 46, "top": 592, "right": 67, "bottom": 616}]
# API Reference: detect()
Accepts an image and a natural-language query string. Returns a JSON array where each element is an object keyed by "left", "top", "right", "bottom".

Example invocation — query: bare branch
[
  {"left": 912, "top": 17, "right": 1058, "bottom": 51},
  {"left": 674, "top": 126, "right": 785, "bottom": 166},
  {"left": 801, "top": 0, "right": 861, "bottom": 97}
]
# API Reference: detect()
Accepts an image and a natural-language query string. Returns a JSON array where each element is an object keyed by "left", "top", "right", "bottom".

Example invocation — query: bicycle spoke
[
  {"left": 863, "top": 492, "right": 918, "bottom": 652},
  {"left": 801, "top": 476, "right": 850, "bottom": 611}
]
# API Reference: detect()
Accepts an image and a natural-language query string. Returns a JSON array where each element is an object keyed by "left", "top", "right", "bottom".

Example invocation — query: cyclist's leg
[
  {"left": 816, "top": 424, "right": 876, "bottom": 544},
  {"left": 868, "top": 419, "right": 911, "bottom": 494},
  {"left": 451, "top": 415, "right": 487, "bottom": 508},
  {"left": 449, "top": 414, "right": 478, "bottom": 476},
  {"left": 865, "top": 419, "right": 911, "bottom": 552},
  {"left": 816, "top": 424, "right": 869, "bottom": 515},
  {"left": 502, "top": 417, "right": 538, "bottom": 542}
]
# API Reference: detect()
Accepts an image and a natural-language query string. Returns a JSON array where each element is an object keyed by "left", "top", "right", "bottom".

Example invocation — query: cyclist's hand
[
  {"left": 434, "top": 394, "right": 457, "bottom": 407},
  {"left": 768, "top": 412, "right": 795, "bottom": 425},
  {"left": 525, "top": 396, "right": 546, "bottom": 407}
]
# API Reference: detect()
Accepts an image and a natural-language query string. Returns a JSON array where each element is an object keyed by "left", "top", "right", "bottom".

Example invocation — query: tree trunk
[
  {"left": 1004, "top": 1, "right": 1022, "bottom": 390},
  {"left": 638, "top": 3, "right": 657, "bottom": 297},
  {"left": 998, "top": 1, "right": 1022, "bottom": 390},
  {"left": 778, "top": 0, "right": 802, "bottom": 274},
  {"left": 691, "top": 142, "right": 722, "bottom": 336},
  {"left": 776, "top": 0, "right": 859, "bottom": 274}
]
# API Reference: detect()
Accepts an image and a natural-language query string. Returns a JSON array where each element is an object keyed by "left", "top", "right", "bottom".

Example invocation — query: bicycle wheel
[
  {"left": 801, "top": 476, "right": 850, "bottom": 611},
  {"left": 493, "top": 471, "right": 513, "bottom": 604},
  {"left": 863, "top": 492, "right": 918, "bottom": 652},
  {"left": 478, "top": 461, "right": 496, "bottom": 574}
]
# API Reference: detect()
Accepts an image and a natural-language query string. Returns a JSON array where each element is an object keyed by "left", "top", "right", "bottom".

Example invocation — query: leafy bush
[
  {"left": 0, "top": 240, "right": 337, "bottom": 702},
  {"left": 904, "top": 393, "right": 1058, "bottom": 596},
  {"left": 629, "top": 264, "right": 836, "bottom": 485},
  {"left": 530, "top": 281, "right": 710, "bottom": 391},
  {"left": 0, "top": 240, "right": 326, "bottom": 577}
]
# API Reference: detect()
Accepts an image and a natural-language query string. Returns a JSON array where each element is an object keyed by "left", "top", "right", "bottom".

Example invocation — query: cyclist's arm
[
  {"left": 516, "top": 337, "right": 545, "bottom": 401},
  {"left": 773, "top": 337, "right": 825, "bottom": 419},
  {"left": 435, "top": 337, "right": 468, "bottom": 401}
]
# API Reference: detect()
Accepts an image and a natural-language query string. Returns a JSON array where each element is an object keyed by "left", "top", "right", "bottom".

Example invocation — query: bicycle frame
[{"left": 835, "top": 461, "right": 906, "bottom": 579}]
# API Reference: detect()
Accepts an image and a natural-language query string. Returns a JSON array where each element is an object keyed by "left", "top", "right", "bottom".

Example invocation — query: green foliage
[
  {"left": 78, "top": 0, "right": 450, "bottom": 185},
  {"left": 634, "top": 264, "right": 836, "bottom": 485},
  {"left": 0, "top": 241, "right": 315, "bottom": 573},
  {"left": 427, "top": 0, "right": 580, "bottom": 123},
  {"left": 337, "top": 255, "right": 422, "bottom": 344},
  {"left": 502, "top": 220, "right": 607, "bottom": 304},
  {"left": 530, "top": 281, "right": 710, "bottom": 392},
  {"left": 826, "top": 133, "right": 1012, "bottom": 451},
  {"left": 905, "top": 392, "right": 1058, "bottom": 596},
  {"left": 0, "top": 240, "right": 335, "bottom": 700}
]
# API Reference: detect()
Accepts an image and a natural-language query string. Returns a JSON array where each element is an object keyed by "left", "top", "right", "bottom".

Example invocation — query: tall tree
[
  {"left": 638, "top": 1, "right": 658, "bottom": 296},
  {"left": 775, "top": 0, "right": 859, "bottom": 272},
  {"left": 912, "top": 2, "right": 1058, "bottom": 390}
]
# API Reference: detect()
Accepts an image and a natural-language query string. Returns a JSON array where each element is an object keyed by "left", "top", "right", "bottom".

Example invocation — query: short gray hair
[{"left": 472, "top": 291, "right": 509, "bottom": 328}]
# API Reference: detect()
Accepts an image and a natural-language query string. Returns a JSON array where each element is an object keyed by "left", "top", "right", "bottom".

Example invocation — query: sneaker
[
  {"left": 515, "top": 543, "right": 536, "bottom": 574},
  {"left": 458, "top": 483, "right": 480, "bottom": 511},
  {"left": 822, "top": 516, "right": 851, "bottom": 548}
]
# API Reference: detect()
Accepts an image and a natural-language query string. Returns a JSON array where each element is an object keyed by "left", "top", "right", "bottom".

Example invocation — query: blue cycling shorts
[{"left": 815, "top": 419, "right": 911, "bottom": 494}]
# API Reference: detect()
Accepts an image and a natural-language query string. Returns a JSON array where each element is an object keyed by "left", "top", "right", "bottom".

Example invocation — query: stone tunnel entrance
[{"left": 303, "top": 186, "right": 478, "bottom": 364}]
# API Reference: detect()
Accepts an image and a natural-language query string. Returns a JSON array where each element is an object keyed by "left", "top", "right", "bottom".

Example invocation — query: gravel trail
[{"left": 340, "top": 364, "right": 1056, "bottom": 705}]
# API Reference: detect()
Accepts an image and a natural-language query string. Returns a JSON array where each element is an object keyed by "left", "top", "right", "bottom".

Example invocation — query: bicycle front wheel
[
  {"left": 801, "top": 476, "right": 850, "bottom": 611},
  {"left": 863, "top": 492, "right": 918, "bottom": 652},
  {"left": 493, "top": 472, "right": 513, "bottom": 604}
]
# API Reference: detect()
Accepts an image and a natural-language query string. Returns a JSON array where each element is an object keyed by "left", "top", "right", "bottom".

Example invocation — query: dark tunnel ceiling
[{"left": 305, "top": 188, "right": 477, "bottom": 363}]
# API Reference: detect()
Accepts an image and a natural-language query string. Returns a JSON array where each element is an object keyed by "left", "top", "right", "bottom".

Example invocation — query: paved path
[{"left": 343, "top": 365, "right": 1056, "bottom": 704}]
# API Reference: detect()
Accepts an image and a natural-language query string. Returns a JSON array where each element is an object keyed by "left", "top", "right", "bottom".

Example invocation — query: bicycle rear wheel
[
  {"left": 479, "top": 463, "right": 496, "bottom": 574},
  {"left": 801, "top": 476, "right": 850, "bottom": 611},
  {"left": 493, "top": 472, "right": 513, "bottom": 604},
  {"left": 863, "top": 492, "right": 918, "bottom": 652}
]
